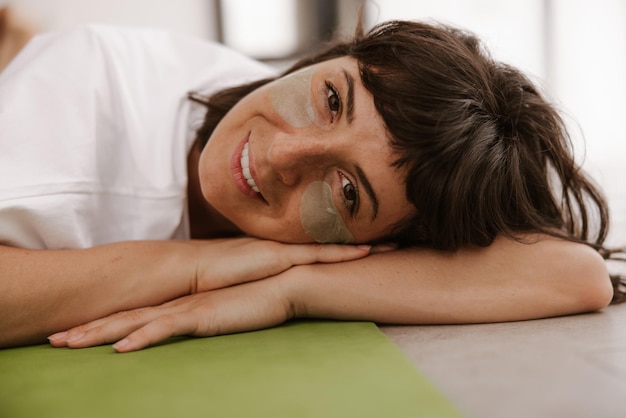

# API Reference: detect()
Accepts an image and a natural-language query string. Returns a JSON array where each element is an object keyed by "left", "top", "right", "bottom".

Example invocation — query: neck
[{"left": 187, "top": 143, "right": 243, "bottom": 239}]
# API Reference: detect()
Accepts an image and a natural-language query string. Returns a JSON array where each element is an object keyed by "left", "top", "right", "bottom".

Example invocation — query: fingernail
[
  {"left": 357, "top": 245, "right": 372, "bottom": 251},
  {"left": 113, "top": 338, "right": 129, "bottom": 351},
  {"left": 65, "top": 332, "right": 85, "bottom": 343},
  {"left": 48, "top": 331, "right": 67, "bottom": 341}
]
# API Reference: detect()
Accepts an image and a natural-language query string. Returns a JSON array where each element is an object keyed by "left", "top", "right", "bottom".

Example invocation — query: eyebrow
[
  {"left": 354, "top": 164, "right": 379, "bottom": 221},
  {"left": 342, "top": 69, "right": 355, "bottom": 124},
  {"left": 341, "top": 68, "right": 378, "bottom": 221}
]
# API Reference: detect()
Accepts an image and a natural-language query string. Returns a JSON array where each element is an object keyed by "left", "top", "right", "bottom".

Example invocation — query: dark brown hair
[{"left": 190, "top": 20, "right": 625, "bottom": 303}]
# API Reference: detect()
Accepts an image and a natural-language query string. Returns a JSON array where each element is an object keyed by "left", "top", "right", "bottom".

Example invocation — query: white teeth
[{"left": 240, "top": 142, "right": 260, "bottom": 193}]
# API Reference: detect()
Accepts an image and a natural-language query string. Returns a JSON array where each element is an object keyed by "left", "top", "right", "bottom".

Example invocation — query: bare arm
[
  {"left": 287, "top": 234, "right": 613, "bottom": 324},
  {"left": 52, "top": 234, "right": 613, "bottom": 352},
  {"left": 0, "top": 241, "right": 194, "bottom": 347},
  {"left": 0, "top": 239, "right": 370, "bottom": 347}
]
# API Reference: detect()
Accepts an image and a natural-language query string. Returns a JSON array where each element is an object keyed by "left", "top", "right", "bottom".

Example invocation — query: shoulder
[
  {"left": 1, "top": 24, "right": 274, "bottom": 91},
  {"left": 77, "top": 24, "right": 276, "bottom": 91}
]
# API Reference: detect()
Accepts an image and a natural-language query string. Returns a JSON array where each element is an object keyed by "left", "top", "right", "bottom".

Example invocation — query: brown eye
[
  {"left": 343, "top": 181, "right": 356, "bottom": 202},
  {"left": 325, "top": 82, "right": 341, "bottom": 120},
  {"left": 339, "top": 172, "right": 359, "bottom": 215},
  {"left": 328, "top": 89, "right": 340, "bottom": 113}
]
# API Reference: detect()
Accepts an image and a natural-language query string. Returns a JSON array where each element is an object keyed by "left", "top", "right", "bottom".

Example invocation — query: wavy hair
[{"left": 190, "top": 20, "right": 625, "bottom": 303}]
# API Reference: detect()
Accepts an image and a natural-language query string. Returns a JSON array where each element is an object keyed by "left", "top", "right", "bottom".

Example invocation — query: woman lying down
[{"left": 0, "top": 16, "right": 624, "bottom": 352}]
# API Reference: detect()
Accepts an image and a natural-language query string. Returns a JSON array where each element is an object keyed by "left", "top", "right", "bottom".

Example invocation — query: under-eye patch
[
  {"left": 300, "top": 181, "right": 354, "bottom": 243},
  {"left": 268, "top": 66, "right": 316, "bottom": 128}
]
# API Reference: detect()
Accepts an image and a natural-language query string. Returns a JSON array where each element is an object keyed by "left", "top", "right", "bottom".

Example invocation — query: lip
[{"left": 231, "top": 134, "right": 266, "bottom": 202}]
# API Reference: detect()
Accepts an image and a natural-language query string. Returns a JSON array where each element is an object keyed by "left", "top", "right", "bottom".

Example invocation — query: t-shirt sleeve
[{"left": 0, "top": 25, "right": 275, "bottom": 249}]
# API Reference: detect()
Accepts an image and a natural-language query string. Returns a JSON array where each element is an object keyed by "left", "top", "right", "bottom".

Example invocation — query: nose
[{"left": 266, "top": 131, "right": 331, "bottom": 186}]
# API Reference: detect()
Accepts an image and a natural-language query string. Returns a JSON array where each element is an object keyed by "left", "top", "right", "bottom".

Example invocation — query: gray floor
[
  {"left": 381, "top": 164, "right": 626, "bottom": 418},
  {"left": 382, "top": 303, "right": 626, "bottom": 418}
]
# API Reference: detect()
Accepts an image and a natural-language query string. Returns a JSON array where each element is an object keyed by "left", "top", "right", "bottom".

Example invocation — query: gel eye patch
[
  {"left": 300, "top": 181, "right": 354, "bottom": 244},
  {"left": 268, "top": 66, "right": 316, "bottom": 128},
  {"left": 269, "top": 67, "right": 353, "bottom": 243}
]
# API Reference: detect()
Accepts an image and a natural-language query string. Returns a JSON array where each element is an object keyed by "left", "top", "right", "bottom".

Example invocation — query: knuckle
[
  {"left": 110, "top": 310, "right": 130, "bottom": 320},
  {"left": 84, "top": 327, "right": 106, "bottom": 344},
  {"left": 70, "top": 324, "right": 89, "bottom": 334},
  {"left": 125, "top": 309, "right": 147, "bottom": 322},
  {"left": 149, "top": 313, "right": 180, "bottom": 337},
  {"left": 156, "top": 313, "right": 177, "bottom": 329},
  {"left": 129, "top": 327, "right": 150, "bottom": 344}
]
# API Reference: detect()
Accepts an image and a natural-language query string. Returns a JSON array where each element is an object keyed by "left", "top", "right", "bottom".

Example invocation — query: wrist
[
  {"left": 273, "top": 264, "right": 316, "bottom": 319},
  {"left": 167, "top": 240, "right": 202, "bottom": 295},
  {"left": 115, "top": 240, "right": 198, "bottom": 300}
]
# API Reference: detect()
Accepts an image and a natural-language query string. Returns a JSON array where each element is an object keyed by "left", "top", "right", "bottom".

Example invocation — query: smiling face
[{"left": 196, "top": 56, "right": 415, "bottom": 244}]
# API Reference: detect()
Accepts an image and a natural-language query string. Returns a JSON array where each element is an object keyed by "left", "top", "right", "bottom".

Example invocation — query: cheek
[
  {"left": 300, "top": 181, "right": 354, "bottom": 244},
  {"left": 268, "top": 67, "right": 316, "bottom": 128}
]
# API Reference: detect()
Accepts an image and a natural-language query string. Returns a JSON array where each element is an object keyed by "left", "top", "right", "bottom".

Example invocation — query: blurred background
[{"left": 2, "top": 0, "right": 625, "bottom": 243}]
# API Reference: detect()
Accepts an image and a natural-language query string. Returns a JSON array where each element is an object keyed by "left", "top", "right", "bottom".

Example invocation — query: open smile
[
  {"left": 241, "top": 142, "right": 260, "bottom": 192},
  {"left": 231, "top": 136, "right": 266, "bottom": 202}
]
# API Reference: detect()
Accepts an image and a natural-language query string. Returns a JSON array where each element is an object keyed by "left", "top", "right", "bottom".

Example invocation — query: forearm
[
  {"left": 42, "top": 235, "right": 614, "bottom": 353},
  {"left": 285, "top": 235, "right": 613, "bottom": 324},
  {"left": 0, "top": 241, "right": 194, "bottom": 347}
]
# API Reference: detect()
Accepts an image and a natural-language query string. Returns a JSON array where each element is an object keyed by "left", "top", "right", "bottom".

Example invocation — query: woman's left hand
[{"left": 48, "top": 275, "right": 291, "bottom": 352}]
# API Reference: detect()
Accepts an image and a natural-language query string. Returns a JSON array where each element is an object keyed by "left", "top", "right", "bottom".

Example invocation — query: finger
[
  {"left": 271, "top": 243, "right": 370, "bottom": 272},
  {"left": 50, "top": 306, "right": 168, "bottom": 349},
  {"left": 72, "top": 309, "right": 142, "bottom": 334},
  {"left": 276, "top": 240, "right": 371, "bottom": 263},
  {"left": 195, "top": 240, "right": 372, "bottom": 292},
  {"left": 370, "top": 243, "right": 398, "bottom": 254},
  {"left": 49, "top": 293, "right": 202, "bottom": 348},
  {"left": 112, "top": 311, "right": 199, "bottom": 353},
  {"left": 114, "top": 280, "right": 288, "bottom": 352},
  {"left": 301, "top": 243, "right": 372, "bottom": 263},
  {"left": 225, "top": 242, "right": 370, "bottom": 284},
  {"left": 48, "top": 318, "right": 115, "bottom": 347},
  {"left": 63, "top": 308, "right": 161, "bottom": 349}
]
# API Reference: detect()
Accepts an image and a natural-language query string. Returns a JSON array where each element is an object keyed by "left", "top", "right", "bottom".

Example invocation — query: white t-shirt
[{"left": 0, "top": 25, "right": 274, "bottom": 249}]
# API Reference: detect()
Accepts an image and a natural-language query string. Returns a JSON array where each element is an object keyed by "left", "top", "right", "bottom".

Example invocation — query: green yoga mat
[{"left": 0, "top": 320, "right": 462, "bottom": 418}]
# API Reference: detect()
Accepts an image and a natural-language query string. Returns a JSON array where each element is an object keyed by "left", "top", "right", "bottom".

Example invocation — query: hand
[
  {"left": 48, "top": 276, "right": 292, "bottom": 352},
  {"left": 188, "top": 238, "right": 372, "bottom": 293},
  {"left": 46, "top": 239, "right": 394, "bottom": 351}
]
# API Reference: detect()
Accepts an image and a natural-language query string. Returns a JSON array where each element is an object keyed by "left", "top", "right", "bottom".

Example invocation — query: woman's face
[{"left": 198, "top": 56, "right": 414, "bottom": 244}]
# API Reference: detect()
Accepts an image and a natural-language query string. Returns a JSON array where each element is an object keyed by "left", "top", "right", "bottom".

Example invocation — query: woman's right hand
[{"left": 187, "top": 238, "right": 372, "bottom": 293}]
